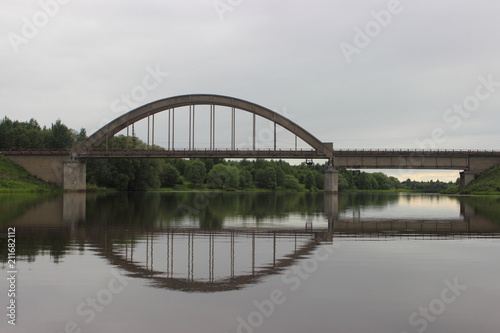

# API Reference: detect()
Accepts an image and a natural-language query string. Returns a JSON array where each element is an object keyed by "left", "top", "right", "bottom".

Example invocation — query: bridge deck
[{"left": 3, "top": 149, "right": 500, "bottom": 171}]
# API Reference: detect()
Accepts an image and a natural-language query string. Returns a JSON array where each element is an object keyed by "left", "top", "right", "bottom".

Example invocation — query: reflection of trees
[
  {"left": 0, "top": 228, "right": 72, "bottom": 264},
  {"left": 338, "top": 192, "right": 400, "bottom": 213},
  {"left": 0, "top": 193, "right": 58, "bottom": 226},
  {"left": 458, "top": 196, "right": 500, "bottom": 225},
  {"left": 85, "top": 192, "right": 326, "bottom": 228}
]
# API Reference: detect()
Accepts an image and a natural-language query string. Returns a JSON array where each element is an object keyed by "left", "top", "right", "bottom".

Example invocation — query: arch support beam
[{"left": 74, "top": 94, "right": 333, "bottom": 158}]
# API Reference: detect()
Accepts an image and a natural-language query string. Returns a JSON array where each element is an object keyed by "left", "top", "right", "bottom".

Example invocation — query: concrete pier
[{"left": 324, "top": 165, "right": 339, "bottom": 193}]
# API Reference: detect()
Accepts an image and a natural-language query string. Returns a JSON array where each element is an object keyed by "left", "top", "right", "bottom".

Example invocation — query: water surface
[{"left": 1, "top": 192, "right": 499, "bottom": 333}]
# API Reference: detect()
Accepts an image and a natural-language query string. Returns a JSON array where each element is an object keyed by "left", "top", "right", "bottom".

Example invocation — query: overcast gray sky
[{"left": 2, "top": 0, "right": 499, "bottom": 181}]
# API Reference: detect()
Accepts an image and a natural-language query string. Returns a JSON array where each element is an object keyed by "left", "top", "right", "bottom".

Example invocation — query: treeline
[
  {"left": 87, "top": 135, "right": 326, "bottom": 191},
  {"left": 0, "top": 117, "right": 86, "bottom": 149},
  {"left": 339, "top": 170, "right": 401, "bottom": 190},
  {"left": 1, "top": 117, "right": 457, "bottom": 192},
  {"left": 338, "top": 169, "right": 456, "bottom": 191},
  {"left": 339, "top": 170, "right": 458, "bottom": 192}
]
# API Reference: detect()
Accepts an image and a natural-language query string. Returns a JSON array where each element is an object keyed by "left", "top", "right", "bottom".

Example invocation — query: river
[{"left": 1, "top": 192, "right": 499, "bottom": 333}]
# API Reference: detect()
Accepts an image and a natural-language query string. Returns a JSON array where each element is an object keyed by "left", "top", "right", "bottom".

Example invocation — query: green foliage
[
  {"left": 160, "top": 164, "right": 181, "bottom": 187},
  {"left": 0, "top": 117, "right": 77, "bottom": 150},
  {"left": 254, "top": 167, "right": 277, "bottom": 189},
  {"left": 400, "top": 178, "right": 456, "bottom": 192},
  {"left": 185, "top": 160, "right": 206, "bottom": 186},
  {"left": 239, "top": 169, "right": 253, "bottom": 188},
  {"left": 314, "top": 171, "right": 324, "bottom": 190},
  {"left": 274, "top": 166, "right": 285, "bottom": 187},
  {"left": 87, "top": 157, "right": 163, "bottom": 191},
  {"left": 337, "top": 169, "right": 454, "bottom": 192},
  {"left": 207, "top": 164, "right": 239, "bottom": 189},
  {"left": 50, "top": 119, "right": 73, "bottom": 149},
  {"left": 283, "top": 174, "right": 301, "bottom": 190},
  {"left": 0, "top": 157, "right": 58, "bottom": 192},
  {"left": 338, "top": 173, "right": 350, "bottom": 190},
  {"left": 1, "top": 116, "right": 467, "bottom": 193},
  {"left": 460, "top": 165, "right": 500, "bottom": 194},
  {"left": 304, "top": 171, "right": 316, "bottom": 190}
]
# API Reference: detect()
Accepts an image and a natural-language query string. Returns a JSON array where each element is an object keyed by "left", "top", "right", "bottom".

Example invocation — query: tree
[
  {"left": 388, "top": 176, "right": 401, "bottom": 190},
  {"left": 313, "top": 171, "right": 324, "bottom": 190},
  {"left": 207, "top": 164, "right": 239, "bottom": 189},
  {"left": 76, "top": 128, "right": 87, "bottom": 142},
  {"left": 185, "top": 160, "right": 206, "bottom": 186},
  {"left": 254, "top": 167, "right": 277, "bottom": 189},
  {"left": 304, "top": 171, "right": 316, "bottom": 190},
  {"left": 50, "top": 119, "right": 73, "bottom": 149},
  {"left": 160, "top": 164, "right": 181, "bottom": 187},
  {"left": 338, "top": 173, "right": 350, "bottom": 190},
  {"left": 355, "top": 172, "right": 378, "bottom": 190},
  {"left": 283, "top": 174, "right": 301, "bottom": 190},
  {"left": 239, "top": 169, "right": 253, "bottom": 188},
  {"left": 274, "top": 166, "right": 285, "bottom": 187},
  {"left": 372, "top": 172, "right": 390, "bottom": 190}
]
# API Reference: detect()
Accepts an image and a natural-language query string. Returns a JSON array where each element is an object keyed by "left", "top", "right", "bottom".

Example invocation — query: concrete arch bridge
[{"left": 3, "top": 94, "right": 500, "bottom": 190}]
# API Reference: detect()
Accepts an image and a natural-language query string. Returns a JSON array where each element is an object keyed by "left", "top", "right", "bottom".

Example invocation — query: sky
[{"left": 1, "top": 0, "right": 500, "bottom": 181}]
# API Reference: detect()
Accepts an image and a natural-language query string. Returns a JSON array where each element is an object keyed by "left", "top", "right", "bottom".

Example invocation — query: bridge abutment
[
  {"left": 5, "top": 155, "right": 86, "bottom": 191},
  {"left": 460, "top": 170, "right": 476, "bottom": 188}
]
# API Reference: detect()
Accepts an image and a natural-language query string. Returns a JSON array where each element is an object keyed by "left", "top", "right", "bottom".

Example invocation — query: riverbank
[
  {"left": 443, "top": 165, "right": 500, "bottom": 195},
  {"left": 0, "top": 157, "right": 59, "bottom": 192}
]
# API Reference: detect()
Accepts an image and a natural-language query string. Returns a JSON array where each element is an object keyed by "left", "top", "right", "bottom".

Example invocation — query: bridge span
[
  {"left": 2, "top": 94, "right": 499, "bottom": 190},
  {"left": 5, "top": 148, "right": 500, "bottom": 190}
]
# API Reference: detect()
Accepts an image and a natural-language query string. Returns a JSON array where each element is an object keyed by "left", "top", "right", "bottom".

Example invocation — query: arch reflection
[{"left": 92, "top": 228, "right": 330, "bottom": 292}]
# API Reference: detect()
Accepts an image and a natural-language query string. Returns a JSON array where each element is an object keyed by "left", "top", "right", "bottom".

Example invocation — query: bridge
[
  {"left": 3, "top": 94, "right": 500, "bottom": 190},
  {"left": 333, "top": 149, "right": 500, "bottom": 187}
]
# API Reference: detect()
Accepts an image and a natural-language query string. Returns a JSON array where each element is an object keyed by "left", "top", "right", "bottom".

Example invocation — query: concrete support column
[
  {"left": 460, "top": 170, "right": 475, "bottom": 188},
  {"left": 63, "top": 159, "right": 86, "bottom": 191},
  {"left": 324, "top": 164, "right": 338, "bottom": 193}
]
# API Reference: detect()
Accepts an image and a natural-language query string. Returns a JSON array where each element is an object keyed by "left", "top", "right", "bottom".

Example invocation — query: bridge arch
[{"left": 74, "top": 94, "right": 333, "bottom": 158}]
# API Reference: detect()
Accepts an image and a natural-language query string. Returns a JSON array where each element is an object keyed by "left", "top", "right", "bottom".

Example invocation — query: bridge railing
[
  {"left": 1, "top": 149, "right": 70, "bottom": 155},
  {"left": 334, "top": 149, "right": 500, "bottom": 156},
  {"left": 78, "top": 148, "right": 323, "bottom": 158}
]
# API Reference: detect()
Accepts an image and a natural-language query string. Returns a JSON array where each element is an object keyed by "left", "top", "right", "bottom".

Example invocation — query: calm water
[{"left": 1, "top": 192, "right": 500, "bottom": 333}]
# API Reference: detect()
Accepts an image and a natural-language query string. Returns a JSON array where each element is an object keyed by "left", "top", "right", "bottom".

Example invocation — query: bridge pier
[
  {"left": 460, "top": 170, "right": 476, "bottom": 188},
  {"left": 324, "top": 164, "right": 338, "bottom": 193},
  {"left": 63, "top": 159, "right": 86, "bottom": 191}
]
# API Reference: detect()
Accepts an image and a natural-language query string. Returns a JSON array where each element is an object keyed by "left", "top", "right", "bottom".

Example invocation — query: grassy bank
[
  {"left": 444, "top": 165, "right": 500, "bottom": 195},
  {"left": 0, "top": 157, "right": 59, "bottom": 192}
]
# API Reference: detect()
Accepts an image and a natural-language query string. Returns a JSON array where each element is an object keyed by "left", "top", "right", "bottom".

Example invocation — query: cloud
[{"left": 1, "top": 0, "right": 499, "bottom": 155}]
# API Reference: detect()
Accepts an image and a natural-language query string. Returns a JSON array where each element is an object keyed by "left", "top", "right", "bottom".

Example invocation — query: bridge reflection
[
  {"left": 2, "top": 192, "right": 500, "bottom": 292},
  {"left": 92, "top": 229, "right": 328, "bottom": 292},
  {"left": 4, "top": 192, "right": 500, "bottom": 234}
]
